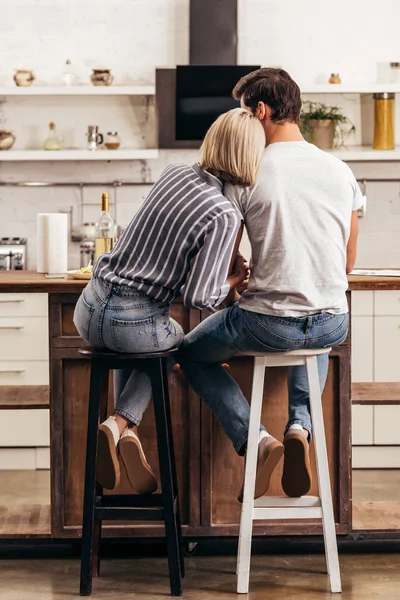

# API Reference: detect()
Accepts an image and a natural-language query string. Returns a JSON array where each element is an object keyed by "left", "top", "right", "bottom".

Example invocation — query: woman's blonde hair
[{"left": 199, "top": 107, "right": 265, "bottom": 187}]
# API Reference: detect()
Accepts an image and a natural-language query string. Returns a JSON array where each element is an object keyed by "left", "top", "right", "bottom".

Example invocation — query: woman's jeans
[
  {"left": 73, "top": 277, "right": 184, "bottom": 425},
  {"left": 177, "top": 303, "right": 349, "bottom": 455}
]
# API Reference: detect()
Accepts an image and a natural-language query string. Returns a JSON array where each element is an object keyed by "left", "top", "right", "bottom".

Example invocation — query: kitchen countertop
[
  {"left": 0, "top": 271, "right": 400, "bottom": 294},
  {"left": 0, "top": 271, "right": 86, "bottom": 293}
]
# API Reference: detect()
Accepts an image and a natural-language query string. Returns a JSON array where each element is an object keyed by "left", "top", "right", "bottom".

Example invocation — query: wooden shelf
[
  {"left": 352, "top": 382, "right": 400, "bottom": 405},
  {"left": 0, "top": 386, "right": 49, "bottom": 409},
  {"left": 0, "top": 149, "right": 159, "bottom": 161},
  {"left": 328, "top": 146, "right": 400, "bottom": 162},
  {"left": 301, "top": 83, "right": 400, "bottom": 94},
  {"left": 0, "top": 85, "right": 155, "bottom": 96}
]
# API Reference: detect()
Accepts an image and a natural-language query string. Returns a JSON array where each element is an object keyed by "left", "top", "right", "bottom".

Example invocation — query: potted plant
[{"left": 300, "top": 102, "right": 355, "bottom": 149}]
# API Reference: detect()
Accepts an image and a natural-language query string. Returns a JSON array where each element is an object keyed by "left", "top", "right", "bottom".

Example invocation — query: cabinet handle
[
  {"left": 0, "top": 299, "right": 24, "bottom": 303},
  {"left": 222, "top": 363, "right": 231, "bottom": 371},
  {"left": 0, "top": 368, "right": 25, "bottom": 373},
  {"left": 173, "top": 363, "right": 181, "bottom": 373},
  {"left": 0, "top": 325, "right": 24, "bottom": 330}
]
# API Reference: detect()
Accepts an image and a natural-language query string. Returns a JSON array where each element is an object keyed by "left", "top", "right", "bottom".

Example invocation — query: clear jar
[
  {"left": 390, "top": 62, "right": 400, "bottom": 83},
  {"left": 104, "top": 131, "right": 120, "bottom": 150}
]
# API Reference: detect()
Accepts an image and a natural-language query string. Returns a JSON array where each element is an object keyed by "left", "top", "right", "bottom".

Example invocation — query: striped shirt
[{"left": 94, "top": 163, "right": 240, "bottom": 311}]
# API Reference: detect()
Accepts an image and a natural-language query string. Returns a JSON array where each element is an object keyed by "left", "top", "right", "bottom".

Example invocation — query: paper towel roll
[{"left": 37, "top": 213, "right": 68, "bottom": 275}]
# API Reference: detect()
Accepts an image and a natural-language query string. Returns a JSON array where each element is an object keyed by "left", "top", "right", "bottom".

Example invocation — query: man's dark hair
[{"left": 233, "top": 68, "right": 302, "bottom": 125}]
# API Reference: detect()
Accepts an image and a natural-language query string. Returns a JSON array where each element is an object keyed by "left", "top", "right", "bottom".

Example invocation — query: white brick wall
[{"left": 0, "top": 0, "right": 399, "bottom": 268}]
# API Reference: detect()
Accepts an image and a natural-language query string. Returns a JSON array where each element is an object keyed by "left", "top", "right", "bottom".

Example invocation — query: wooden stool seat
[
  {"left": 79, "top": 345, "right": 184, "bottom": 597},
  {"left": 237, "top": 348, "right": 342, "bottom": 594}
]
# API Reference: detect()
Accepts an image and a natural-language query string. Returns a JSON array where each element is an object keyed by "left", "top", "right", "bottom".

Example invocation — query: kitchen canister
[{"left": 373, "top": 93, "right": 395, "bottom": 150}]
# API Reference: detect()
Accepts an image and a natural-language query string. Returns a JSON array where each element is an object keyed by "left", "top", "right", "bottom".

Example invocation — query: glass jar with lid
[
  {"left": 104, "top": 131, "right": 120, "bottom": 150},
  {"left": 390, "top": 62, "right": 400, "bottom": 83}
]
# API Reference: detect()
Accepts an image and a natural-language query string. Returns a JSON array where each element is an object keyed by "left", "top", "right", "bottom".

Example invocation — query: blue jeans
[
  {"left": 177, "top": 303, "right": 349, "bottom": 455},
  {"left": 73, "top": 277, "right": 184, "bottom": 425}
]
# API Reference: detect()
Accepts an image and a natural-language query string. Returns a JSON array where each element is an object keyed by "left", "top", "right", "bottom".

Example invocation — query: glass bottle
[
  {"left": 94, "top": 193, "right": 116, "bottom": 261},
  {"left": 43, "top": 122, "right": 61, "bottom": 150}
]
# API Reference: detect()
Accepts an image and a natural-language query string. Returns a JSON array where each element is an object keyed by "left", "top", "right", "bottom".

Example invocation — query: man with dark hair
[{"left": 179, "top": 67, "right": 362, "bottom": 501}]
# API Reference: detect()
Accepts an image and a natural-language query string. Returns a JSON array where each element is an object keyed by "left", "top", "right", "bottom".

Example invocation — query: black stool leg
[
  {"left": 92, "top": 364, "right": 110, "bottom": 579},
  {"left": 80, "top": 360, "right": 108, "bottom": 596},
  {"left": 150, "top": 358, "right": 182, "bottom": 597},
  {"left": 161, "top": 358, "right": 185, "bottom": 578}
]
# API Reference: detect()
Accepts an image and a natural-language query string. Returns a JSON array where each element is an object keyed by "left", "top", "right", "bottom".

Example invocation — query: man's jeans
[
  {"left": 73, "top": 277, "right": 184, "bottom": 425},
  {"left": 177, "top": 303, "right": 349, "bottom": 455}
]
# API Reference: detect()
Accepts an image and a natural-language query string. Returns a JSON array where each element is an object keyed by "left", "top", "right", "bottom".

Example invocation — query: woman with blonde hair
[{"left": 74, "top": 108, "right": 265, "bottom": 493}]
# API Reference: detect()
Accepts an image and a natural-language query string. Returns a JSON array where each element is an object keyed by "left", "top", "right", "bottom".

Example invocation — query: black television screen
[{"left": 175, "top": 65, "right": 260, "bottom": 141}]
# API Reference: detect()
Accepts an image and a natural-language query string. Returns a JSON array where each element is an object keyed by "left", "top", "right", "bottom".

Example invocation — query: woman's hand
[{"left": 228, "top": 253, "right": 247, "bottom": 288}]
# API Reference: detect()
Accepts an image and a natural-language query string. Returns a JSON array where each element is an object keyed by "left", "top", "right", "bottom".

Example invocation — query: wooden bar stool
[
  {"left": 237, "top": 348, "right": 341, "bottom": 594},
  {"left": 79, "top": 347, "right": 184, "bottom": 597}
]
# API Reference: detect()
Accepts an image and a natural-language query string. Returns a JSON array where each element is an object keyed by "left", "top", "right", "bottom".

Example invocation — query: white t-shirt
[{"left": 225, "top": 141, "right": 364, "bottom": 317}]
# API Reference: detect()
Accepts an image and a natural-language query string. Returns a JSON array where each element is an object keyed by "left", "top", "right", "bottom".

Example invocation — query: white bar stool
[{"left": 237, "top": 348, "right": 341, "bottom": 594}]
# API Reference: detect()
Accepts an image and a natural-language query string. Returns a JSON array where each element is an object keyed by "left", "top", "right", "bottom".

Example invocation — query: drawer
[
  {"left": 352, "top": 405, "right": 373, "bottom": 445},
  {"left": 0, "top": 361, "right": 49, "bottom": 385},
  {"left": 374, "top": 405, "right": 400, "bottom": 445},
  {"left": 0, "top": 409, "right": 49, "bottom": 446},
  {"left": 351, "top": 291, "right": 374, "bottom": 316},
  {"left": 374, "top": 291, "right": 400, "bottom": 316},
  {"left": 0, "top": 293, "right": 47, "bottom": 317},
  {"left": 351, "top": 316, "right": 373, "bottom": 382},
  {"left": 374, "top": 316, "right": 400, "bottom": 382},
  {"left": 0, "top": 317, "right": 48, "bottom": 360}
]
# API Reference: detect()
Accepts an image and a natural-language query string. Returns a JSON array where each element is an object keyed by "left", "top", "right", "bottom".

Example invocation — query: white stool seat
[{"left": 236, "top": 348, "right": 342, "bottom": 594}]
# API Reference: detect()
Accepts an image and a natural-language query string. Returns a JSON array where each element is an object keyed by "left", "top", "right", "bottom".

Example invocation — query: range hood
[{"left": 190, "top": 0, "right": 237, "bottom": 65}]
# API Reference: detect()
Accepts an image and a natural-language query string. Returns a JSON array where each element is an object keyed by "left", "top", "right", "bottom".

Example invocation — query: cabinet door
[
  {"left": 352, "top": 405, "right": 373, "bottom": 445},
  {"left": 200, "top": 348, "right": 350, "bottom": 535},
  {"left": 352, "top": 291, "right": 374, "bottom": 316},
  {"left": 374, "top": 291, "right": 400, "bottom": 316},
  {"left": 374, "top": 316, "right": 400, "bottom": 382},
  {"left": 374, "top": 405, "right": 400, "bottom": 445},
  {"left": 352, "top": 316, "right": 374, "bottom": 382}
]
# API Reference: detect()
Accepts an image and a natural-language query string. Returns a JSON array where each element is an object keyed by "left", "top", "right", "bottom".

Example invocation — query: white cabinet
[
  {"left": 0, "top": 293, "right": 50, "bottom": 469},
  {"left": 352, "top": 291, "right": 374, "bottom": 316},
  {"left": 352, "top": 290, "right": 400, "bottom": 466},
  {"left": 374, "top": 291, "right": 400, "bottom": 316},
  {"left": 374, "top": 406, "right": 400, "bottom": 445},
  {"left": 0, "top": 410, "right": 49, "bottom": 446},
  {"left": 352, "top": 405, "right": 374, "bottom": 445},
  {"left": 374, "top": 316, "right": 400, "bottom": 382},
  {"left": 352, "top": 316, "right": 374, "bottom": 382}
]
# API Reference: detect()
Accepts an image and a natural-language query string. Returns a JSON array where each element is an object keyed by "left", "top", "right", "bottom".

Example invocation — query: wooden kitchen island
[{"left": 0, "top": 271, "right": 396, "bottom": 542}]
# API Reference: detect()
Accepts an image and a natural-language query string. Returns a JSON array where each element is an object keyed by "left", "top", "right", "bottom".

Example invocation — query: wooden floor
[
  {"left": 0, "top": 470, "right": 50, "bottom": 536},
  {"left": 353, "top": 469, "right": 400, "bottom": 530},
  {"left": 2, "top": 553, "right": 400, "bottom": 599}
]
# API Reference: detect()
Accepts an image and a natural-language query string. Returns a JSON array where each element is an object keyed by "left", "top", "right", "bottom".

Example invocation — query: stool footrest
[
  {"left": 96, "top": 494, "right": 165, "bottom": 508},
  {"left": 254, "top": 495, "right": 321, "bottom": 508},
  {"left": 253, "top": 506, "right": 323, "bottom": 520},
  {"left": 95, "top": 506, "right": 164, "bottom": 521}
]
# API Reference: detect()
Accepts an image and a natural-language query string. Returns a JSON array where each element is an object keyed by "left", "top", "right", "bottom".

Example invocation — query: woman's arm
[
  {"left": 223, "top": 223, "right": 245, "bottom": 307},
  {"left": 346, "top": 210, "right": 359, "bottom": 274},
  {"left": 181, "top": 211, "right": 242, "bottom": 311}
]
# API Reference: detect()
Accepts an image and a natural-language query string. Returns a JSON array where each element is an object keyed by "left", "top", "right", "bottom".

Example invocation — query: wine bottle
[{"left": 94, "top": 193, "right": 115, "bottom": 261}]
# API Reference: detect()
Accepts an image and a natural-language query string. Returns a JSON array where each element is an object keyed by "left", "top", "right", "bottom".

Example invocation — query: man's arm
[
  {"left": 346, "top": 210, "right": 359, "bottom": 274},
  {"left": 223, "top": 223, "right": 245, "bottom": 306}
]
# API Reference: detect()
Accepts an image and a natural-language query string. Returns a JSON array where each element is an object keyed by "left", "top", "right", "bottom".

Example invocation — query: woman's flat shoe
[
  {"left": 119, "top": 430, "right": 158, "bottom": 494},
  {"left": 96, "top": 417, "right": 121, "bottom": 490}
]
